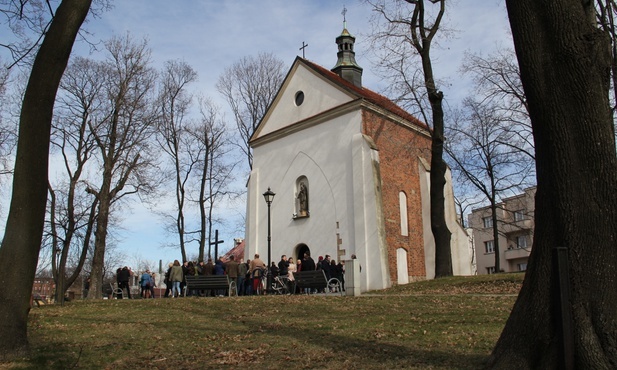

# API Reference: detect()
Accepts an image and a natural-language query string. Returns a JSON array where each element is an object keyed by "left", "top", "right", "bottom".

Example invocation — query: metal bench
[
  {"left": 185, "top": 275, "right": 237, "bottom": 297},
  {"left": 110, "top": 283, "right": 126, "bottom": 299},
  {"left": 293, "top": 270, "right": 343, "bottom": 296}
]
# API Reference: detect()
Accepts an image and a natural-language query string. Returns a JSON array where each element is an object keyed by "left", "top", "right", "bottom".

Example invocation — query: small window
[
  {"left": 487, "top": 266, "right": 496, "bottom": 274},
  {"left": 513, "top": 210, "right": 525, "bottom": 221},
  {"left": 294, "top": 91, "right": 304, "bottom": 106},
  {"left": 399, "top": 192, "right": 408, "bottom": 236},
  {"left": 517, "top": 263, "right": 528, "bottom": 271},
  {"left": 484, "top": 240, "right": 495, "bottom": 254},
  {"left": 483, "top": 216, "right": 493, "bottom": 228},
  {"left": 516, "top": 235, "right": 527, "bottom": 249}
]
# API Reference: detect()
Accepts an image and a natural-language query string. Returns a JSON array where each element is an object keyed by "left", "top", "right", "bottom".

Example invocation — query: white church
[{"left": 244, "top": 22, "right": 473, "bottom": 292}]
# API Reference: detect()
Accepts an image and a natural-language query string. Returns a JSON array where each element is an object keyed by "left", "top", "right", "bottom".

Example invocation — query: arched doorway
[{"left": 295, "top": 243, "right": 310, "bottom": 262}]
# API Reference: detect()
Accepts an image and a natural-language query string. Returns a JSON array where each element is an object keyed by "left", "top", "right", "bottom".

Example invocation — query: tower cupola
[{"left": 331, "top": 12, "right": 363, "bottom": 87}]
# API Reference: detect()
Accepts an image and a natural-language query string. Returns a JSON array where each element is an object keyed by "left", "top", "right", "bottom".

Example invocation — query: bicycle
[
  {"left": 327, "top": 277, "right": 343, "bottom": 295},
  {"left": 271, "top": 275, "right": 292, "bottom": 295}
]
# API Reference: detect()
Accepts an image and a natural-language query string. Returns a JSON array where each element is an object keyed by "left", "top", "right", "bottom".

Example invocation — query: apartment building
[{"left": 469, "top": 187, "right": 536, "bottom": 274}]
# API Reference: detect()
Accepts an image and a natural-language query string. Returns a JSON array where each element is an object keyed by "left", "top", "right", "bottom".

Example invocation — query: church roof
[
  {"left": 221, "top": 240, "right": 245, "bottom": 262},
  {"left": 250, "top": 57, "right": 431, "bottom": 145},
  {"left": 300, "top": 58, "right": 429, "bottom": 132}
]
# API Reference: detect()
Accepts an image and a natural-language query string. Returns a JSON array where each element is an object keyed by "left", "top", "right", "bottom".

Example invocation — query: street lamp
[{"left": 263, "top": 187, "right": 275, "bottom": 293}]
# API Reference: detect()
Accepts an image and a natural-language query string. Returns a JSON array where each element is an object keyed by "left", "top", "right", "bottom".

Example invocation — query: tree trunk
[
  {"left": 88, "top": 177, "right": 112, "bottom": 300},
  {"left": 490, "top": 201, "right": 501, "bottom": 273},
  {"left": 429, "top": 89, "right": 453, "bottom": 278},
  {"left": 488, "top": 0, "right": 617, "bottom": 368},
  {"left": 0, "top": 0, "right": 91, "bottom": 356}
]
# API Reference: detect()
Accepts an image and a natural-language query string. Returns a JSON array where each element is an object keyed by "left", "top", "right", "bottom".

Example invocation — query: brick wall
[{"left": 362, "top": 110, "right": 432, "bottom": 283}]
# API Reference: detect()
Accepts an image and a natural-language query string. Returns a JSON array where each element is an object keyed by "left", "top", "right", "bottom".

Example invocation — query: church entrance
[{"left": 294, "top": 243, "right": 310, "bottom": 262}]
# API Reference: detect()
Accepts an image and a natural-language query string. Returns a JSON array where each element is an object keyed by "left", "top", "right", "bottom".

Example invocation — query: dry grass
[{"left": 2, "top": 273, "right": 523, "bottom": 370}]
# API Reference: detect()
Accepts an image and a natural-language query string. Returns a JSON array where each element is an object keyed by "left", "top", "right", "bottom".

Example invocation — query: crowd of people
[
  {"left": 160, "top": 251, "right": 346, "bottom": 297},
  {"left": 111, "top": 251, "right": 346, "bottom": 299},
  {"left": 112, "top": 266, "right": 158, "bottom": 299}
]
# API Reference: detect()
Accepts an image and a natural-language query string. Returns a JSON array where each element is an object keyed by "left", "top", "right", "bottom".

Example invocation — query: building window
[
  {"left": 484, "top": 240, "right": 495, "bottom": 254},
  {"left": 514, "top": 210, "right": 525, "bottom": 221},
  {"left": 516, "top": 235, "right": 527, "bottom": 249},
  {"left": 517, "top": 263, "right": 527, "bottom": 271},
  {"left": 483, "top": 216, "right": 493, "bottom": 228},
  {"left": 294, "top": 91, "right": 305, "bottom": 106},
  {"left": 399, "top": 191, "right": 408, "bottom": 236},
  {"left": 487, "top": 266, "right": 496, "bottom": 274}
]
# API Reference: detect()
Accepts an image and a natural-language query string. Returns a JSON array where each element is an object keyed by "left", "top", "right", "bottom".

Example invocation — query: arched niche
[{"left": 294, "top": 176, "right": 309, "bottom": 218}]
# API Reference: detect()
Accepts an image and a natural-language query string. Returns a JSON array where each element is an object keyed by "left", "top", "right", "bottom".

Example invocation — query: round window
[{"left": 295, "top": 91, "right": 305, "bottom": 106}]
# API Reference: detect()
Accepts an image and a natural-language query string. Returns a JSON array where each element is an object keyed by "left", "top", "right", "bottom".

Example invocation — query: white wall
[{"left": 247, "top": 107, "right": 392, "bottom": 291}]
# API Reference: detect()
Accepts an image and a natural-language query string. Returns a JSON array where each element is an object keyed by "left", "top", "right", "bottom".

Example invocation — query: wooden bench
[
  {"left": 185, "top": 275, "right": 237, "bottom": 297},
  {"left": 293, "top": 270, "right": 343, "bottom": 296}
]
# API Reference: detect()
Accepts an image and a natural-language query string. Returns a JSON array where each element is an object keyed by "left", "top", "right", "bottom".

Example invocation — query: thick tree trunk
[
  {"left": 0, "top": 0, "right": 91, "bottom": 357},
  {"left": 488, "top": 0, "right": 617, "bottom": 368}
]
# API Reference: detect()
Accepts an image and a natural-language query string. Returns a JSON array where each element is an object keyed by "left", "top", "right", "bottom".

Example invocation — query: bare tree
[
  {"left": 446, "top": 99, "right": 535, "bottom": 273},
  {"left": 0, "top": 0, "right": 92, "bottom": 356},
  {"left": 46, "top": 56, "right": 102, "bottom": 304},
  {"left": 216, "top": 52, "right": 285, "bottom": 169},
  {"left": 366, "top": 0, "right": 452, "bottom": 277},
  {"left": 191, "top": 98, "right": 238, "bottom": 261},
  {"left": 86, "top": 34, "right": 158, "bottom": 299},
  {"left": 155, "top": 59, "right": 198, "bottom": 263},
  {"left": 488, "top": 0, "right": 617, "bottom": 367},
  {"left": 460, "top": 48, "right": 535, "bottom": 160}
]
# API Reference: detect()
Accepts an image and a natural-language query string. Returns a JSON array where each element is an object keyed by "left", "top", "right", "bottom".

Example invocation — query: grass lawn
[{"left": 2, "top": 273, "right": 523, "bottom": 369}]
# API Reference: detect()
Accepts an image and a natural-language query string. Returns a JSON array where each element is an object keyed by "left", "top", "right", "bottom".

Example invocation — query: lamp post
[{"left": 263, "top": 187, "right": 275, "bottom": 293}]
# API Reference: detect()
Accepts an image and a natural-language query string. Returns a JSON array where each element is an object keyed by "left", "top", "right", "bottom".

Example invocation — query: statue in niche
[{"left": 298, "top": 182, "right": 309, "bottom": 216}]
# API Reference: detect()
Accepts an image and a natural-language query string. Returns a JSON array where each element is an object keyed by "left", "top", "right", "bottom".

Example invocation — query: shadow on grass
[{"left": 236, "top": 313, "right": 488, "bottom": 369}]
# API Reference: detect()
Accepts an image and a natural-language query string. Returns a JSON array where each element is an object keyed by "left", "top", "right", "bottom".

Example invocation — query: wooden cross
[
  {"left": 209, "top": 229, "right": 225, "bottom": 260},
  {"left": 299, "top": 41, "right": 309, "bottom": 58}
]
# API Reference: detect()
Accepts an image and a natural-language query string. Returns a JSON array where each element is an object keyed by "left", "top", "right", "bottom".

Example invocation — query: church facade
[{"left": 245, "top": 25, "right": 473, "bottom": 292}]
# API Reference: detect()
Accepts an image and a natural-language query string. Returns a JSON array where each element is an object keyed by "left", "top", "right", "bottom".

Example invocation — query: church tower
[{"left": 331, "top": 15, "right": 363, "bottom": 88}]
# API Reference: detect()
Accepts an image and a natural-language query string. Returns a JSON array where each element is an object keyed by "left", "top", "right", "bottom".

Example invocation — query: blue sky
[{"left": 2, "top": 1, "right": 514, "bottom": 270}]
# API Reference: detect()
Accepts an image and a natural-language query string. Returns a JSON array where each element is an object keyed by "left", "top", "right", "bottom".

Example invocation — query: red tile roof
[
  {"left": 221, "top": 240, "right": 245, "bottom": 262},
  {"left": 301, "top": 58, "right": 430, "bottom": 132}
]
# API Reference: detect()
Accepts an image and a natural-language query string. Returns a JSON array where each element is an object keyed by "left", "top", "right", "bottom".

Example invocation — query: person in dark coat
[
  {"left": 164, "top": 263, "right": 173, "bottom": 297},
  {"left": 302, "top": 252, "right": 316, "bottom": 271},
  {"left": 278, "top": 255, "right": 289, "bottom": 277},
  {"left": 180, "top": 261, "right": 189, "bottom": 296},
  {"left": 202, "top": 258, "right": 215, "bottom": 296},
  {"left": 204, "top": 259, "right": 214, "bottom": 275},
  {"left": 214, "top": 257, "right": 226, "bottom": 275},
  {"left": 337, "top": 260, "right": 346, "bottom": 291},
  {"left": 214, "top": 257, "right": 226, "bottom": 296},
  {"left": 321, "top": 255, "right": 332, "bottom": 280},
  {"left": 117, "top": 266, "right": 132, "bottom": 299},
  {"left": 270, "top": 262, "right": 279, "bottom": 278}
]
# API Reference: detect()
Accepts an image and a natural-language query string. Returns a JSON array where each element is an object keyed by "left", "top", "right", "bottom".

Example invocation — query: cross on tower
[
  {"left": 299, "top": 41, "right": 309, "bottom": 58},
  {"left": 342, "top": 5, "right": 347, "bottom": 26}
]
